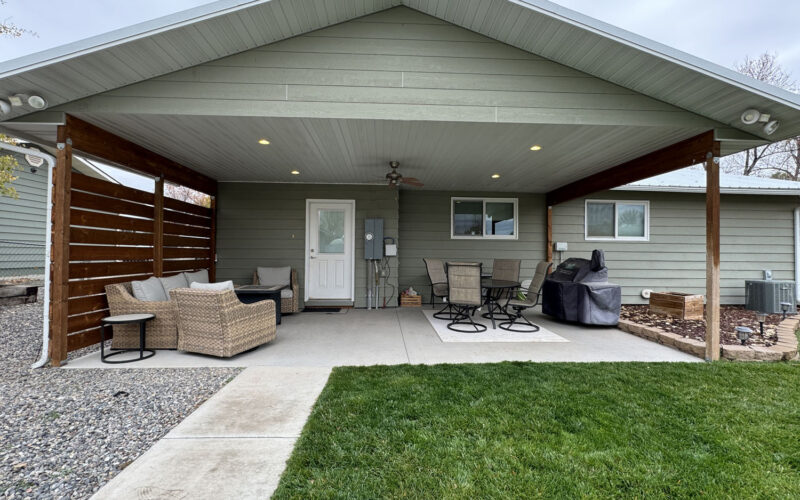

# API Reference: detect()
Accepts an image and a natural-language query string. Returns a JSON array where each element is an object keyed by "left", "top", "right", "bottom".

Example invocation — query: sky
[{"left": 1, "top": 0, "right": 799, "bottom": 78}]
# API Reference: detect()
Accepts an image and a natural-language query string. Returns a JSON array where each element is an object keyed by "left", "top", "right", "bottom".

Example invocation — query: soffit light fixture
[
  {"left": 530, "top": 145, "right": 542, "bottom": 151},
  {"left": 0, "top": 100, "right": 10, "bottom": 114},
  {"left": 740, "top": 108, "right": 780, "bottom": 136},
  {"left": 491, "top": 174, "right": 500, "bottom": 179},
  {"left": 290, "top": 170, "right": 300, "bottom": 175},
  {"left": 258, "top": 139, "right": 270, "bottom": 145},
  {"left": 1, "top": 93, "right": 48, "bottom": 112},
  {"left": 27, "top": 95, "right": 47, "bottom": 109}
]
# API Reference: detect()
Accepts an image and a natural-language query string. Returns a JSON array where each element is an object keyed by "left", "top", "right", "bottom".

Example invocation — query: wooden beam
[
  {"left": 546, "top": 205, "right": 553, "bottom": 263},
  {"left": 546, "top": 131, "right": 717, "bottom": 206},
  {"left": 65, "top": 114, "right": 217, "bottom": 195},
  {"left": 705, "top": 150, "right": 721, "bottom": 361},
  {"left": 154, "top": 176, "right": 164, "bottom": 277},
  {"left": 209, "top": 197, "right": 217, "bottom": 282},
  {"left": 50, "top": 125, "right": 72, "bottom": 366}
]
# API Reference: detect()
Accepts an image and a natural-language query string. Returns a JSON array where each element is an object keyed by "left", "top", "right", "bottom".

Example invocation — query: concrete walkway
[{"left": 91, "top": 366, "right": 331, "bottom": 499}]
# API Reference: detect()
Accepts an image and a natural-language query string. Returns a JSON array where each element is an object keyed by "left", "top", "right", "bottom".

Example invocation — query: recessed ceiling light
[
  {"left": 530, "top": 145, "right": 542, "bottom": 151},
  {"left": 258, "top": 139, "right": 270, "bottom": 145},
  {"left": 491, "top": 174, "right": 500, "bottom": 179},
  {"left": 290, "top": 170, "right": 300, "bottom": 175}
]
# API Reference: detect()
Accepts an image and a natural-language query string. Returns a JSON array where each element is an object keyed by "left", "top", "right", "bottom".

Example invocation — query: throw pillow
[
  {"left": 257, "top": 266, "right": 291, "bottom": 287},
  {"left": 184, "top": 269, "right": 209, "bottom": 285},
  {"left": 131, "top": 276, "right": 168, "bottom": 302},
  {"left": 190, "top": 280, "right": 234, "bottom": 291},
  {"left": 159, "top": 273, "right": 189, "bottom": 294}
]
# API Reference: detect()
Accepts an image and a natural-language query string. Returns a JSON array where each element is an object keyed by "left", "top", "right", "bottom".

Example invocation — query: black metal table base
[{"left": 100, "top": 321, "right": 155, "bottom": 364}]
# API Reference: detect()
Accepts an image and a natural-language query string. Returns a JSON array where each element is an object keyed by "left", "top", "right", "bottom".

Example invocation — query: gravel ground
[
  {"left": 620, "top": 305, "right": 787, "bottom": 346},
  {"left": 0, "top": 295, "right": 242, "bottom": 498}
]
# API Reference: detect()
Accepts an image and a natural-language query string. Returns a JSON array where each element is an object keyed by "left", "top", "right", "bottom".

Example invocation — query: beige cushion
[
  {"left": 131, "top": 276, "right": 168, "bottom": 302},
  {"left": 159, "top": 273, "right": 189, "bottom": 294},
  {"left": 280, "top": 288, "right": 293, "bottom": 299},
  {"left": 184, "top": 269, "right": 209, "bottom": 285},
  {"left": 257, "top": 266, "right": 291, "bottom": 287},
  {"left": 190, "top": 280, "right": 234, "bottom": 291}
]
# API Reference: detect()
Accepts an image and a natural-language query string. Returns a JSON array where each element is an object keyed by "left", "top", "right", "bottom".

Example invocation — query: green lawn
[{"left": 273, "top": 362, "right": 800, "bottom": 499}]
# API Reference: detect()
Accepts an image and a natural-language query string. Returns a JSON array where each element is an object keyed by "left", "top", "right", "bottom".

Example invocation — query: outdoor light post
[
  {"left": 735, "top": 326, "right": 753, "bottom": 346},
  {"left": 755, "top": 312, "right": 767, "bottom": 337},
  {"left": 780, "top": 302, "right": 792, "bottom": 320}
]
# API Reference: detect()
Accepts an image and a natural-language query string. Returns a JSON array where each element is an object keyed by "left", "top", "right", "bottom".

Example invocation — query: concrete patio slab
[
  {"left": 67, "top": 307, "right": 699, "bottom": 368},
  {"left": 90, "top": 366, "right": 331, "bottom": 500}
]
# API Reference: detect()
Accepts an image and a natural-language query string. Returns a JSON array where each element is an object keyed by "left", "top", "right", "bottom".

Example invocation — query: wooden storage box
[
  {"left": 649, "top": 292, "right": 704, "bottom": 320},
  {"left": 400, "top": 295, "right": 422, "bottom": 307}
]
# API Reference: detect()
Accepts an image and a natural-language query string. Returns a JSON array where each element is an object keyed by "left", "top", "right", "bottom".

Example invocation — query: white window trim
[
  {"left": 584, "top": 199, "right": 650, "bottom": 242},
  {"left": 451, "top": 197, "right": 519, "bottom": 240}
]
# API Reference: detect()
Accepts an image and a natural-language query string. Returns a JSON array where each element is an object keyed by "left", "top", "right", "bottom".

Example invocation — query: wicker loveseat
[
  {"left": 104, "top": 282, "right": 179, "bottom": 349},
  {"left": 252, "top": 267, "right": 300, "bottom": 314},
  {"left": 170, "top": 288, "right": 277, "bottom": 357}
]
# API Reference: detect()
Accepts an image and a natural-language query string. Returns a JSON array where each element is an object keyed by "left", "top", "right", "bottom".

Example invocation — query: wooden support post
[
  {"left": 546, "top": 205, "right": 553, "bottom": 263},
  {"left": 705, "top": 150, "right": 721, "bottom": 361},
  {"left": 153, "top": 176, "right": 164, "bottom": 277},
  {"left": 209, "top": 197, "right": 217, "bottom": 283},
  {"left": 50, "top": 125, "right": 72, "bottom": 366}
]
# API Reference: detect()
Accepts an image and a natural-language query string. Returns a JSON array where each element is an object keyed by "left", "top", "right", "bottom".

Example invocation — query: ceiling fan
[{"left": 385, "top": 161, "right": 423, "bottom": 188}]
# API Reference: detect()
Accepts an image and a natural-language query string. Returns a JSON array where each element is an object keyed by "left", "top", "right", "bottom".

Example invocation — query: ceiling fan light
[
  {"left": 763, "top": 120, "right": 780, "bottom": 136},
  {"left": 27, "top": 95, "right": 47, "bottom": 109},
  {"left": 740, "top": 108, "right": 761, "bottom": 125}
]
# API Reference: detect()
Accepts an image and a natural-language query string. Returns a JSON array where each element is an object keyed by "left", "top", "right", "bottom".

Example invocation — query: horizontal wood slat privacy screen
[{"left": 49, "top": 115, "right": 217, "bottom": 366}]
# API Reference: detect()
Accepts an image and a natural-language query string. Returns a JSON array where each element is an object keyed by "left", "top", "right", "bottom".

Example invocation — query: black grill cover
[{"left": 542, "top": 250, "right": 621, "bottom": 325}]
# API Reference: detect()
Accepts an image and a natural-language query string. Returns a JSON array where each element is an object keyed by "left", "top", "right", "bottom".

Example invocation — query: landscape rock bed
[
  {"left": 618, "top": 305, "right": 799, "bottom": 361},
  {"left": 620, "top": 305, "right": 783, "bottom": 346},
  {"left": 0, "top": 298, "right": 242, "bottom": 498}
]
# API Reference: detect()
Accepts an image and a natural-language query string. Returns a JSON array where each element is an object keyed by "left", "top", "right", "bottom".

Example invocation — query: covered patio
[
  {"left": 1, "top": 2, "right": 799, "bottom": 367},
  {"left": 64, "top": 306, "right": 698, "bottom": 368}
]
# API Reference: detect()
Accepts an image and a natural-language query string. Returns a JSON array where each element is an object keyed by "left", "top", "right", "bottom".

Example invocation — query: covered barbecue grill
[{"left": 542, "top": 249, "right": 621, "bottom": 326}]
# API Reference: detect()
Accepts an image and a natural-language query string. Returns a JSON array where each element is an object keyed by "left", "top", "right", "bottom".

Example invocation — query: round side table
[{"left": 100, "top": 313, "right": 156, "bottom": 364}]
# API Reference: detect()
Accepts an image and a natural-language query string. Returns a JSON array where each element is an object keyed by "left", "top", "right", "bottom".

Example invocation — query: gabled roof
[
  {"left": 0, "top": 0, "right": 799, "bottom": 145},
  {"left": 616, "top": 168, "right": 800, "bottom": 195}
]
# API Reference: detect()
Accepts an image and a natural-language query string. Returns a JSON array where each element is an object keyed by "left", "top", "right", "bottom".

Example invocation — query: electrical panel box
[
  {"left": 554, "top": 242, "right": 568, "bottom": 251},
  {"left": 364, "top": 218, "right": 384, "bottom": 260}
]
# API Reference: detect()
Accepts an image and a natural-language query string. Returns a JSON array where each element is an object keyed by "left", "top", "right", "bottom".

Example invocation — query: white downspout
[
  {"left": 0, "top": 143, "right": 56, "bottom": 368},
  {"left": 794, "top": 207, "right": 800, "bottom": 303}
]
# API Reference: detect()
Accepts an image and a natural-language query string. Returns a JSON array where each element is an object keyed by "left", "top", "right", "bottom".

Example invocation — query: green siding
[
  {"left": 0, "top": 151, "right": 47, "bottom": 276},
  {"left": 553, "top": 191, "right": 797, "bottom": 304},
  {"left": 398, "top": 191, "right": 546, "bottom": 304},
  {"left": 216, "top": 183, "right": 399, "bottom": 308},
  {"left": 61, "top": 7, "right": 714, "bottom": 128}
]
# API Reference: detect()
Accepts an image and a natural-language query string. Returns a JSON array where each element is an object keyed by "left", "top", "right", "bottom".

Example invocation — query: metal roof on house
[
  {"left": 0, "top": 0, "right": 799, "bottom": 146},
  {"left": 616, "top": 168, "right": 800, "bottom": 195}
]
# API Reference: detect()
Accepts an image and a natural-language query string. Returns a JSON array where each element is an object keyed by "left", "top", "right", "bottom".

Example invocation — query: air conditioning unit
[{"left": 744, "top": 280, "right": 795, "bottom": 314}]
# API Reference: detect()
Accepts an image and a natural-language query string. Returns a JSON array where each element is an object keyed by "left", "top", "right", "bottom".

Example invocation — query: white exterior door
[{"left": 306, "top": 200, "right": 354, "bottom": 301}]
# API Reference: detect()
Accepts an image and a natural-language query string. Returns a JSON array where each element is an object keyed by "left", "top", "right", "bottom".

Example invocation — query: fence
[{"left": 0, "top": 239, "right": 46, "bottom": 281}]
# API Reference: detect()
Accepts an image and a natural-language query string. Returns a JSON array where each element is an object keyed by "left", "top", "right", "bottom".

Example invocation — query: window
[
  {"left": 452, "top": 198, "right": 518, "bottom": 239},
  {"left": 585, "top": 200, "right": 649, "bottom": 241}
]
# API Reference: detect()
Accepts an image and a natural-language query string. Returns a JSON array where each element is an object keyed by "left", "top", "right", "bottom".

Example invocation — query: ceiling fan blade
[{"left": 401, "top": 177, "right": 424, "bottom": 187}]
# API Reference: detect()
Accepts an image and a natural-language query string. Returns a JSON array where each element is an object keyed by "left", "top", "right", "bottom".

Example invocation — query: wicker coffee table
[{"left": 100, "top": 313, "right": 156, "bottom": 364}]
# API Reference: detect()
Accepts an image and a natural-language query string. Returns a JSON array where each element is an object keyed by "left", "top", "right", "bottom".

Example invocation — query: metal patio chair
[
  {"left": 482, "top": 258, "right": 521, "bottom": 320},
  {"left": 446, "top": 261, "right": 486, "bottom": 333},
  {"left": 424, "top": 258, "right": 455, "bottom": 319},
  {"left": 499, "top": 261, "right": 552, "bottom": 332}
]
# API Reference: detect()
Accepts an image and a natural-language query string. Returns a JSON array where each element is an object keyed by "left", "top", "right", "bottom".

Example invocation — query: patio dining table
[{"left": 481, "top": 278, "right": 520, "bottom": 329}]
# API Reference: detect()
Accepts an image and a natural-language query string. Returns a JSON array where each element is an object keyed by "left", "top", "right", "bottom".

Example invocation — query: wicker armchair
[
  {"left": 104, "top": 282, "right": 179, "bottom": 349},
  {"left": 252, "top": 268, "right": 299, "bottom": 314},
  {"left": 170, "top": 288, "right": 276, "bottom": 358}
]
